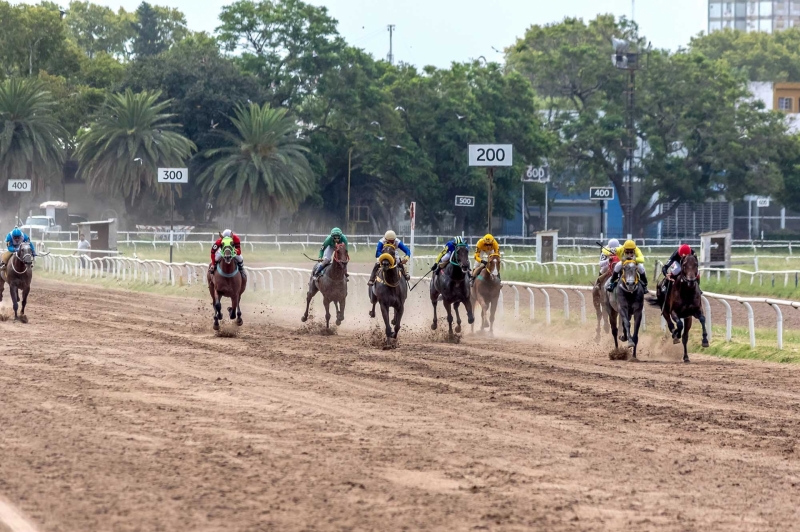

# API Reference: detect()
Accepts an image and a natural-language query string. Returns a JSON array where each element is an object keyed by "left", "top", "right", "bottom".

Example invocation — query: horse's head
[
  {"left": 453, "top": 243, "right": 470, "bottom": 273},
  {"left": 333, "top": 242, "right": 349, "bottom": 266},
  {"left": 377, "top": 252, "right": 395, "bottom": 272},
  {"left": 16, "top": 242, "right": 33, "bottom": 266},
  {"left": 681, "top": 253, "right": 699, "bottom": 286},
  {"left": 486, "top": 253, "right": 501, "bottom": 280},
  {"left": 620, "top": 260, "right": 639, "bottom": 292},
  {"left": 220, "top": 236, "right": 235, "bottom": 263}
]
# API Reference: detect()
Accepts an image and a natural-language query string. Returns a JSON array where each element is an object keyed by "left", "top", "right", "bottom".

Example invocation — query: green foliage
[
  {"left": 75, "top": 89, "right": 196, "bottom": 202},
  {"left": 132, "top": 2, "right": 188, "bottom": 58},
  {"left": 0, "top": 78, "right": 68, "bottom": 198},
  {"left": 65, "top": 1, "right": 136, "bottom": 60},
  {"left": 197, "top": 103, "right": 314, "bottom": 217}
]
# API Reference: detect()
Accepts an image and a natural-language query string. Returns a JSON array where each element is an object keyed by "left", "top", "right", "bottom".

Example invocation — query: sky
[{"left": 23, "top": 0, "right": 710, "bottom": 67}]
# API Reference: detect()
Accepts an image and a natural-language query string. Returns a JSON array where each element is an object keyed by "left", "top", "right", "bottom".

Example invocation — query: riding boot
[
  {"left": 367, "top": 262, "right": 380, "bottom": 286},
  {"left": 639, "top": 271, "right": 649, "bottom": 292},
  {"left": 698, "top": 276, "right": 703, "bottom": 294},
  {"left": 208, "top": 262, "right": 216, "bottom": 275},
  {"left": 238, "top": 263, "right": 247, "bottom": 279},
  {"left": 606, "top": 271, "right": 620, "bottom": 292}
]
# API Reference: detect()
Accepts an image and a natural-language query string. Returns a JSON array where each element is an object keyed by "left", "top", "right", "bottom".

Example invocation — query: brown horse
[
  {"left": 302, "top": 242, "right": 349, "bottom": 328},
  {"left": 470, "top": 253, "right": 501, "bottom": 335},
  {"left": 0, "top": 242, "right": 34, "bottom": 321},
  {"left": 368, "top": 248, "right": 407, "bottom": 346},
  {"left": 207, "top": 236, "right": 246, "bottom": 331},
  {"left": 650, "top": 253, "right": 709, "bottom": 363}
]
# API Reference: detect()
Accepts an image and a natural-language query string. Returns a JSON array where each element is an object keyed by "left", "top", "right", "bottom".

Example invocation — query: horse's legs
[
  {"left": 464, "top": 297, "right": 475, "bottom": 325},
  {"left": 631, "top": 305, "right": 643, "bottom": 359},
  {"left": 620, "top": 306, "right": 634, "bottom": 350},
  {"left": 322, "top": 296, "right": 332, "bottom": 329},
  {"left": 444, "top": 300, "right": 454, "bottom": 338},
  {"left": 233, "top": 292, "right": 243, "bottom": 326},
  {"left": 9, "top": 286, "right": 18, "bottom": 319},
  {"left": 0, "top": 278, "right": 4, "bottom": 302},
  {"left": 21, "top": 285, "right": 29, "bottom": 316},
  {"left": 592, "top": 286, "right": 603, "bottom": 339},
  {"left": 453, "top": 302, "right": 463, "bottom": 333},
  {"left": 430, "top": 295, "right": 439, "bottom": 330},
  {"left": 488, "top": 296, "right": 498, "bottom": 334},
  {"left": 302, "top": 282, "right": 318, "bottom": 322},
  {"left": 671, "top": 310, "right": 684, "bottom": 344},
  {"left": 379, "top": 302, "right": 393, "bottom": 341},
  {"left": 479, "top": 296, "right": 488, "bottom": 330},
  {"left": 693, "top": 309, "right": 710, "bottom": 348},
  {"left": 682, "top": 316, "right": 693, "bottom": 363},
  {"left": 369, "top": 287, "right": 378, "bottom": 319},
  {"left": 338, "top": 295, "right": 346, "bottom": 325},
  {"left": 393, "top": 303, "right": 404, "bottom": 339}
]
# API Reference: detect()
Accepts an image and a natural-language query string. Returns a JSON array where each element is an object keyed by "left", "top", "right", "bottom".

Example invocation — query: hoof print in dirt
[{"left": 608, "top": 347, "right": 629, "bottom": 361}]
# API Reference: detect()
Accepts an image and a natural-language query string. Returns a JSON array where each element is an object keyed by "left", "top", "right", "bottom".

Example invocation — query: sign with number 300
[{"left": 157, "top": 168, "right": 188, "bottom": 184}]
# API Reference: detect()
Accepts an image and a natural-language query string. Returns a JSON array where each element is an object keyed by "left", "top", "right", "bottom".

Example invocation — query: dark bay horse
[
  {"left": 0, "top": 242, "right": 34, "bottom": 321},
  {"left": 615, "top": 260, "right": 645, "bottom": 359},
  {"left": 650, "top": 253, "right": 709, "bottom": 363},
  {"left": 302, "top": 242, "right": 348, "bottom": 329},
  {"left": 470, "top": 252, "right": 501, "bottom": 334},
  {"left": 207, "top": 236, "right": 246, "bottom": 331},
  {"left": 430, "top": 243, "right": 474, "bottom": 338},
  {"left": 369, "top": 247, "right": 407, "bottom": 346},
  {"left": 593, "top": 254, "right": 619, "bottom": 341}
]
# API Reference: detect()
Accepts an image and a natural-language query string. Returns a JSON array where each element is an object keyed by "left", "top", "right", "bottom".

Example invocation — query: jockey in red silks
[{"left": 209, "top": 229, "right": 245, "bottom": 278}]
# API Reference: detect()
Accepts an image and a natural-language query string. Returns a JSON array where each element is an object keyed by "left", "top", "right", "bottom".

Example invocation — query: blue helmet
[{"left": 11, "top": 228, "right": 22, "bottom": 239}]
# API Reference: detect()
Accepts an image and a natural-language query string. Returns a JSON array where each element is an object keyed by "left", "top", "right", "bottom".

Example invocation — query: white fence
[{"left": 40, "top": 254, "right": 799, "bottom": 351}]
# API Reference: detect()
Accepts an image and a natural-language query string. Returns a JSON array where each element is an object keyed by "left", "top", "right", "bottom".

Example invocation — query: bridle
[
  {"left": 619, "top": 259, "right": 640, "bottom": 293},
  {"left": 9, "top": 243, "right": 32, "bottom": 275},
  {"left": 677, "top": 254, "right": 698, "bottom": 285}
]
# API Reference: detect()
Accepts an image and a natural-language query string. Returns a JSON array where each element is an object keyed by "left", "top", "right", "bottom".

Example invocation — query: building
[
  {"left": 709, "top": 1, "right": 800, "bottom": 33},
  {"left": 748, "top": 81, "right": 800, "bottom": 131}
]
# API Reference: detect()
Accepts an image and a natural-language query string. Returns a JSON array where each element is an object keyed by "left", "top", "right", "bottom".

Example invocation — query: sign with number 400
[{"left": 157, "top": 168, "right": 189, "bottom": 184}]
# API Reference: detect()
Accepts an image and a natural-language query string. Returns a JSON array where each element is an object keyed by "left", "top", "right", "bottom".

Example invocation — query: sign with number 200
[{"left": 157, "top": 168, "right": 189, "bottom": 184}]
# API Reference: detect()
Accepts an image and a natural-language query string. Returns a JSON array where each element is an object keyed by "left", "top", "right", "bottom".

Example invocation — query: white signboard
[
  {"left": 7, "top": 179, "right": 31, "bottom": 192},
  {"left": 756, "top": 198, "right": 770, "bottom": 208},
  {"left": 157, "top": 168, "right": 189, "bottom": 184},
  {"left": 522, "top": 165, "right": 550, "bottom": 183},
  {"left": 455, "top": 195, "right": 476, "bottom": 207},
  {"left": 589, "top": 187, "right": 615, "bottom": 201},
  {"left": 468, "top": 144, "right": 513, "bottom": 167}
]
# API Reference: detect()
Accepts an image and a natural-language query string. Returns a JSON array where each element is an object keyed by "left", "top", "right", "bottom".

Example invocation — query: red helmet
[{"left": 678, "top": 244, "right": 692, "bottom": 257}]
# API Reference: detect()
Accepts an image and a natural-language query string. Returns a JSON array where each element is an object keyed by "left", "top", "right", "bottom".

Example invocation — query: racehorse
[
  {"left": 614, "top": 260, "right": 645, "bottom": 359},
  {"left": 368, "top": 245, "right": 407, "bottom": 346},
  {"left": 302, "top": 242, "right": 348, "bottom": 329},
  {"left": 207, "top": 236, "right": 246, "bottom": 331},
  {"left": 650, "top": 253, "right": 709, "bottom": 363},
  {"left": 470, "top": 252, "right": 501, "bottom": 335},
  {"left": 0, "top": 242, "right": 33, "bottom": 321},
  {"left": 593, "top": 254, "right": 620, "bottom": 341},
  {"left": 430, "top": 243, "right": 474, "bottom": 338}
]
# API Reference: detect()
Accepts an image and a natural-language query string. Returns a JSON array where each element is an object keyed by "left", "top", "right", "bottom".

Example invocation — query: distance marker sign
[
  {"left": 589, "top": 187, "right": 615, "bottom": 201},
  {"left": 157, "top": 168, "right": 188, "bottom": 184},
  {"left": 8, "top": 180, "right": 31, "bottom": 192}
]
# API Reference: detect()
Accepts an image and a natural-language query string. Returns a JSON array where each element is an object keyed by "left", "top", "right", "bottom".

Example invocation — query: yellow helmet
[
  {"left": 623, "top": 240, "right": 637, "bottom": 251},
  {"left": 483, "top": 234, "right": 494, "bottom": 244}
]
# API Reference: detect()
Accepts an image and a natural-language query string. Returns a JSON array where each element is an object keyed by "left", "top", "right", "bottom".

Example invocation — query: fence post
[
  {"left": 512, "top": 285, "right": 519, "bottom": 320},
  {"left": 771, "top": 303, "right": 784, "bottom": 351},
  {"left": 741, "top": 301, "right": 756, "bottom": 349},
  {"left": 539, "top": 288, "right": 551, "bottom": 325},
  {"left": 556, "top": 288, "right": 569, "bottom": 321},
  {"left": 526, "top": 287, "right": 535, "bottom": 321},
  {"left": 701, "top": 296, "right": 712, "bottom": 343},
  {"left": 718, "top": 299, "right": 732, "bottom": 342},
  {"left": 573, "top": 290, "right": 586, "bottom": 323}
]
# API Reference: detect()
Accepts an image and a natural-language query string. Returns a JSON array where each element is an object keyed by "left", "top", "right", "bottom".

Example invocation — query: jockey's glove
[
  {"left": 481, "top": 260, "right": 487, "bottom": 265},
  {"left": 430, "top": 264, "right": 438, "bottom": 272}
]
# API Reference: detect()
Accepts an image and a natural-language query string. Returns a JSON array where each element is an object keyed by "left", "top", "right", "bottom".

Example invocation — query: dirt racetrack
[{"left": 3, "top": 279, "right": 800, "bottom": 531}]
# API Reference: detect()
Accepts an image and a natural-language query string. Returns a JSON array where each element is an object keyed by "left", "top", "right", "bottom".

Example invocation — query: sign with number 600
[{"left": 157, "top": 168, "right": 189, "bottom": 184}]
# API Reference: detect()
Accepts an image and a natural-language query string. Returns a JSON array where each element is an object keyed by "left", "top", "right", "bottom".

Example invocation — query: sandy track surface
[{"left": 2, "top": 280, "right": 800, "bottom": 531}]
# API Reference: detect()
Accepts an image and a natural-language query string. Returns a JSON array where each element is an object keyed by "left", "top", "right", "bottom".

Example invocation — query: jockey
[
  {"left": 661, "top": 244, "right": 700, "bottom": 293},
  {"left": 209, "top": 229, "right": 245, "bottom": 277},
  {"left": 599, "top": 238, "right": 620, "bottom": 275},
  {"left": 472, "top": 233, "right": 500, "bottom": 281},
  {"left": 313, "top": 227, "right": 349, "bottom": 280},
  {"left": 1, "top": 227, "right": 36, "bottom": 271},
  {"left": 368, "top": 230, "right": 411, "bottom": 286},
  {"left": 431, "top": 236, "right": 467, "bottom": 273},
  {"left": 606, "top": 239, "right": 648, "bottom": 292}
]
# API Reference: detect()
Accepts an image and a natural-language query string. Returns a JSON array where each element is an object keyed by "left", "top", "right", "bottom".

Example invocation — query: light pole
[
  {"left": 346, "top": 146, "right": 353, "bottom": 233},
  {"left": 612, "top": 37, "right": 640, "bottom": 237}
]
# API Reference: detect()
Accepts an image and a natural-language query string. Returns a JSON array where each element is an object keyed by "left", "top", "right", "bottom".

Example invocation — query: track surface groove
[{"left": 1, "top": 280, "right": 800, "bottom": 531}]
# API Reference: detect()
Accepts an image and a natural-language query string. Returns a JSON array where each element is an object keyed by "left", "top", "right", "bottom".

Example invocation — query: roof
[
  {"left": 76, "top": 219, "right": 116, "bottom": 226},
  {"left": 39, "top": 201, "right": 68, "bottom": 208}
]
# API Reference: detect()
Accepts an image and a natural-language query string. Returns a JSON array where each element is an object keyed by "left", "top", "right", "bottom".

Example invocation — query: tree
[
  {"left": 197, "top": 102, "right": 314, "bottom": 217},
  {"left": 132, "top": 2, "right": 187, "bottom": 58},
  {"left": 507, "top": 15, "right": 788, "bottom": 234},
  {"left": 216, "top": 0, "right": 345, "bottom": 109},
  {"left": 75, "top": 89, "right": 196, "bottom": 207},
  {"left": 0, "top": 2, "right": 71, "bottom": 77},
  {"left": 0, "top": 78, "right": 68, "bottom": 202},
  {"left": 65, "top": 1, "right": 135, "bottom": 60}
]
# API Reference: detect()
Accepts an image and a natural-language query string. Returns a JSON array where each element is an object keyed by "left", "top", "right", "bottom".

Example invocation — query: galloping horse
[
  {"left": 302, "top": 242, "right": 348, "bottom": 329},
  {"left": 0, "top": 242, "right": 34, "bottom": 321},
  {"left": 614, "top": 260, "right": 645, "bottom": 359},
  {"left": 594, "top": 254, "right": 620, "bottom": 341},
  {"left": 470, "top": 252, "right": 501, "bottom": 334},
  {"left": 207, "top": 236, "right": 246, "bottom": 331},
  {"left": 430, "top": 242, "right": 474, "bottom": 338},
  {"left": 368, "top": 245, "right": 407, "bottom": 346},
  {"left": 650, "top": 253, "right": 709, "bottom": 363}
]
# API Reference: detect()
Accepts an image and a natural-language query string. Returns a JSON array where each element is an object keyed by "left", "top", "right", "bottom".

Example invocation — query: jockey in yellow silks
[
  {"left": 606, "top": 239, "right": 648, "bottom": 292},
  {"left": 472, "top": 233, "right": 500, "bottom": 281}
]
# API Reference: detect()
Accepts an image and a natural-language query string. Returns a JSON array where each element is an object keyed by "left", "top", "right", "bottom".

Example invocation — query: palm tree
[
  {"left": 75, "top": 89, "right": 195, "bottom": 203},
  {"left": 0, "top": 78, "right": 68, "bottom": 198},
  {"left": 197, "top": 103, "right": 314, "bottom": 216}
]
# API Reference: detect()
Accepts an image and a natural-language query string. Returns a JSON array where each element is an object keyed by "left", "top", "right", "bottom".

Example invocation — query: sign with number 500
[{"left": 157, "top": 168, "right": 189, "bottom": 184}]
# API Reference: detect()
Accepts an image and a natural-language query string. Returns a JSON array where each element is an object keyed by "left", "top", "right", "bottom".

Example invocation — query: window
[
  {"left": 760, "top": 1, "right": 773, "bottom": 16},
  {"left": 722, "top": 2, "right": 734, "bottom": 17},
  {"left": 779, "top": 97, "right": 793, "bottom": 111},
  {"left": 793, "top": 0, "right": 800, "bottom": 16},
  {"left": 747, "top": 1, "right": 758, "bottom": 15},
  {"left": 761, "top": 17, "right": 774, "bottom": 31},
  {"left": 736, "top": 1, "right": 747, "bottom": 17},
  {"left": 709, "top": 2, "right": 722, "bottom": 17},
  {"left": 736, "top": 18, "right": 748, "bottom": 29},
  {"left": 710, "top": 20, "right": 723, "bottom": 31}
]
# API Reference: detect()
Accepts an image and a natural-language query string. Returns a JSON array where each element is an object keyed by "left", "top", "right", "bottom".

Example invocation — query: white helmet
[
  {"left": 222, "top": 229, "right": 232, "bottom": 238},
  {"left": 384, "top": 230, "right": 397, "bottom": 241},
  {"left": 607, "top": 238, "right": 620, "bottom": 250}
]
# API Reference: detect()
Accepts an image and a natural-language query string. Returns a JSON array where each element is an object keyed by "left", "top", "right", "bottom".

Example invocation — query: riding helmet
[
  {"left": 607, "top": 238, "right": 620, "bottom": 250},
  {"left": 384, "top": 230, "right": 397, "bottom": 241},
  {"left": 678, "top": 244, "right": 692, "bottom": 256},
  {"left": 623, "top": 240, "right": 637, "bottom": 251},
  {"left": 331, "top": 227, "right": 343, "bottom": 237},
  {"left": 11, "top": 227, "right": 22, "bottom": 238},
  {"left": 222, "top": 229, "right": 232, "bottom": 238},
  {"left": 483, "top": 234, "right": 494, "bottom": 244},
  {"left": 454, "top": 236, "right": 464, "bottom": 245}
]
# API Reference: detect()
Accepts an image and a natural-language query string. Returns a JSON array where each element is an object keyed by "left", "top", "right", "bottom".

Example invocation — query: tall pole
[
  {"left": 346, "top": 147, "right": 352, "bottom": 233},
  {"left": 387, "top": 24, "right": 395, "bottom": 64},
  {"left": 169, "top": 185, "right": 174, "bottom": 265},
  {"left": 626, "top": 67, "right": 636, "bottom": 237},
  {"left": 521, "top": 183, "right": 525, "bottom": 238},
  {"left": 487, "top": 167, "right": 493, "bottom": 233},
  {"left": 544, "top": 183, "right": 549, "bottom": 231}
]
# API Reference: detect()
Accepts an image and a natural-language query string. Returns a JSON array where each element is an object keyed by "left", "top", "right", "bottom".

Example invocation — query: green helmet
[
  {"left": 330, "top": 227, "right": 343, "bottom": 237},
  {"left": 454, "top": 236, "right": 464, "bottom": 245}
]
